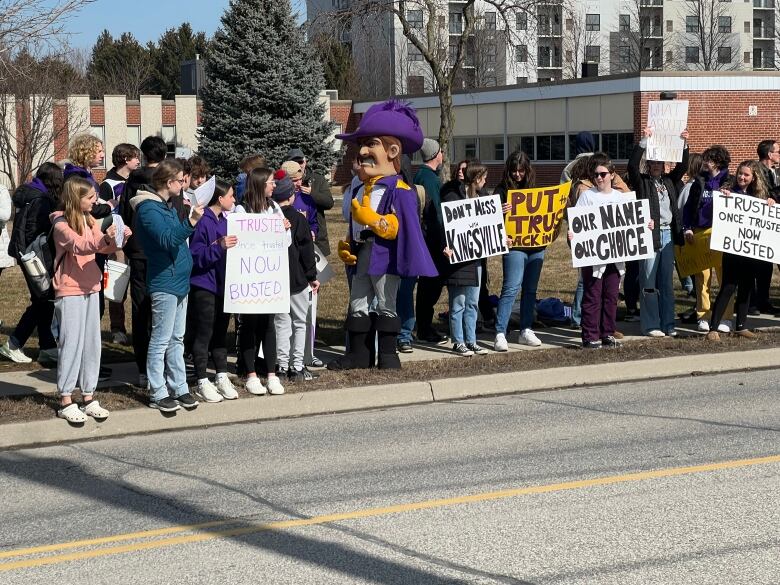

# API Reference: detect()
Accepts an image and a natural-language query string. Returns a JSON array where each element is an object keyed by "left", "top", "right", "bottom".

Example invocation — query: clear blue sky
[{"left": 64, "top": 0, "right": 307, "bottom": 49}]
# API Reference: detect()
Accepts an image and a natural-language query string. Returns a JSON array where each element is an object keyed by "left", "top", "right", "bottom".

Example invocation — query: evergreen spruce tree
[{"left": 199, "top": 0, "right": 336, "bottom": 178}]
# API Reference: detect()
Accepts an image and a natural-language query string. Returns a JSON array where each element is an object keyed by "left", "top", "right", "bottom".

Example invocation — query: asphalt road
[{"left": 0, "top": 369, "right": 778, "bottom": 584}]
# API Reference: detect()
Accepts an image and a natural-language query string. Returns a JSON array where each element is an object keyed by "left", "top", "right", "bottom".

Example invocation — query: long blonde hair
[
  {"left": 68, "top": 134, "right": 102, "bottom": 169},
  {"left": 60, "top": 177, "right": 95, "bottom": 236},
  {"left": 737, "top": 160, "right": 769, "bottom": 200}
]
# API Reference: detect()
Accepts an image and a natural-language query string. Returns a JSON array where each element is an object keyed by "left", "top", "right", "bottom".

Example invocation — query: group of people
[{"left": 0, "top": 98, "right": 778, "bottom": 423}]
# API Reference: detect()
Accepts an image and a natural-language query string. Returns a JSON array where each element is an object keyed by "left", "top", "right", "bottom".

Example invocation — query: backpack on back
[{"left": 18, "top": 216, "right": 65, "bottom": 298}]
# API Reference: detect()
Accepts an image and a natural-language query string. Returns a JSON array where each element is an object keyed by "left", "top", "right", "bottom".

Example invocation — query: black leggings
[
  {"left": 239, "top": 313, "right": 277, "bottom": 376},
  {"left": 710, "top": 253, "right": 761, "bottom": 331},
  {"left": 190, "top": 287, "right": 230, "bottom": 380}
]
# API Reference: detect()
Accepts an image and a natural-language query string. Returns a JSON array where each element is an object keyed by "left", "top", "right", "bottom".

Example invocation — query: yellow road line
[{"left": 1, "top": 453, "right": 778, "bottom": 572}]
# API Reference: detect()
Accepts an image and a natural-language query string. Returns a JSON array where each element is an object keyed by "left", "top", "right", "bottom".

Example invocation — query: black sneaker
[
  {"left": 582, "top": 340, "right": 602, "bottom": 349},
  {"left": 175, "top": 393, "right": 199, "bottom": 409},
  {"left": 98, "top": 366, "right": 112, "bottom": 382},
  {"left": 601, "top": 336, "right": 622, "bottom": 348},
  {"left": 452, "top": 343, "right": 474, "bottom": 357},
  {"left": 465, "top": 343, "right": 488, "bottom": 355},
  {"left": 397, "top": 340, "right": 414, "bottom": 353},
  {"left": 418, "top": 330, "right": 449, "bottom": 345},
  {"left": 149, "top": 397, "right": 181, "bottom": 412},
  {"left": 748, "top": 306, "right": 761, "bottom": 316}
]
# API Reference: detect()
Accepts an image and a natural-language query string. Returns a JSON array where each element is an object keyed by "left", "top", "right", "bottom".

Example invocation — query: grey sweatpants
[
  {"left": 54, "top": 293, "right": 101, "bottom": 396},
  {"left": 275, "top": 289, "right": 310, "bottom": 370}
]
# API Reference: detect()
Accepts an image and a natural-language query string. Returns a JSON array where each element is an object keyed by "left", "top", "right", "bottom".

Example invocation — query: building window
[
  {"left": 484, "top": 11, "right": 496, "bottom": 30},
  {"left": 126, "top": 125, "right": 141, "bottom": 147},
  {"left": 666, "top": 20, "right": 673, "bottom": 32},
  {"left": 566, "top": 18, "right": 573, "bottom": 32},
  {"left": 565, "top": 49, "right": 573, "bottom": 62},
  {"left": 744, "top": 51, "right": 751, "bottom": 63},
  {"left": 718, "top": 46, "right": 732, "bottom": 63},
  {"left": 449, "top": 12, "right": 463, "bottom": 34},
  {"left": 619, "top": 45, "right": 630, "bottom": 65},
  {"left": 754, "top": 48, "right": 764, "bottom": 68},
  {"left": 407, "top": 10, "right": 423, "bottom": 29},
  {"left": 601, "top": 133, "right": 634, "bottom": 160},
  {"left": 516, "top": 44, "right": 528, "bottom": 62},
  {"left": 568, "top": 134, "right": 600, "bottom": 160},
  {"left": 666, "top": 50, "right": 673, "bottom": 63},
  {"left": 619, "top": 14, "right": 630, "bottom": 32},
  {"left": 754, "top": 18, "right": 765, "bottom": 37},
  {"left": 453, "top": 137, "right": 478, "bottom": 160},
  {"left": 536, "top": 135, "right": 565, "bottom": 161},
  {"left": 585, "top": 45, "right": 600, "bottom": 63},
  {"left": 718, "top": 16, "right": 732, "bottom": 33},
  {"left": 407, "top": 75, "right": 424, "bottom": 94},
  {"left": 686, "top": 16, "right": 699, "bottom": 33},
  {"left": 486, "top": 42, "right": 497, "bottom": 63},
  {"left": 585, "top": 14, "right": 600, "bottom": 31},
  {"left": 408, "top": 44, "right": 423, "bottom": 62},
  {"left": 685, "top": 46, "right": 699, "bottom": 64},
  {"left": 508, "top": 135, "right": 535, "bottom": 160},
  {"left": 538, "top": 46, "right": 551, "bottom": 67},
  {"left": 744, "top": 21, "right": 750, "bottom": 33},
  {"left": 515, "top": 76, "right": 527, "bottom": 84},
  {"left": 516, "top": 12, "right": 527, "bottom": 31},
  {"left": 479, "top": 136, "right": 504, "bottom": 162}
]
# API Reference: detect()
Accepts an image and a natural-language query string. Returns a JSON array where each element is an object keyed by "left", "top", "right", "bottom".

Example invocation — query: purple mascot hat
[{"left": 336, "top": 99, "right": 424, "bottom": 155}]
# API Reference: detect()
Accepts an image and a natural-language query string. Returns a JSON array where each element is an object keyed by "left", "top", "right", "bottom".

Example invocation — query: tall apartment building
[{"left": 307, "top": 0, "right": 778, "bottom": 96}]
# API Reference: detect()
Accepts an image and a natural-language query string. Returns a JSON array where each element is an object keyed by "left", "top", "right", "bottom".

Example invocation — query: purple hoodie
[
  {"left": 292, "top": 190, "right": 319, "bottom": 237},
  {"left": 189, "top": 207, "right": 228, "bottom": 295}
]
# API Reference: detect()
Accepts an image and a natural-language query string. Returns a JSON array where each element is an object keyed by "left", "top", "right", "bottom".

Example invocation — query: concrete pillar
[
  {"left": 103, "top": 95, "right": 127, "bottom": 163},
  {"left": 140, "top": 95, "right": 162, "bottom": 143},
  {"left": 174, "top": 94, "right": 198, "bottom": 152}
]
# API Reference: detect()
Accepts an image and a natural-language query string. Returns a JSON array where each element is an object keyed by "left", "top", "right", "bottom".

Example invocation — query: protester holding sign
[
  {"left": 706, "top": 161, "right": 775, "bottom": 341},
  {"left": 493, "top": 150, "right": 545, "bottom": 351},
  {"left": 441, "top": 162, "right": 491, "bottom": 357},
  {"left": 569, "top": 157, "right": 653, "bottom": 349},
  {"left": 188, "top": 180, "right": 239, "bottom": 403},
  {"left": 628, "top": 126, "right": 689, "bottom": 337},
  {"left": 683, "top": 145, "right": 735, "bottom": 333}
]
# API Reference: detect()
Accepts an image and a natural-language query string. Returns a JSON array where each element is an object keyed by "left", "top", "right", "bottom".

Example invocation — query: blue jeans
[
  {"left": 397, "top": 276, "right": 417, "bottom": 343},
  {"left": 148, "top": 292, "right": 189, "bottom": 402},
  {"left": 640, "top": 229, "right": 675, "bottom": 334},
  {"left": 448, "top": 266, "right": 481, "bottom": 344},
  {"left": 495, "top": 248, "right": 545, "bottom": 334},
  {"left": 572, "top": 271, "right": 584, "bottom": 326}
]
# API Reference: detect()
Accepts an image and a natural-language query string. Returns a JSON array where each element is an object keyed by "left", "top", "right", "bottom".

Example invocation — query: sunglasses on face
[{"left": 594, "top": 171, "right": 610, "bottom": 179}]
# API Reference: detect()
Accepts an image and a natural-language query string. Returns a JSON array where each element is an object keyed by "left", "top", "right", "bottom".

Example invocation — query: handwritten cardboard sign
[
  {"left": 567, "top": 198, "right": 654, "bottom": 268},
  {"left": 646, "top": 100, "right": 688, "bottom": 163},
  {"left": 504, "top": 182, "right": 570, "bottom": 248},
  {"left": 224, "top": 214, "right": 290, "bottom": 314},
  {"left": 711, "top": 192, "right": 780, "bottom": 263},
  {"left": 442, "top": 194, "right": 508, "bottom": 264},
  {"left": 674, "top": 228, "right": 722, "bottom": 277}
]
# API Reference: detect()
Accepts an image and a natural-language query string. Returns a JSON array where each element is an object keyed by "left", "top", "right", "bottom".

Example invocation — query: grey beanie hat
[
  {"left": 271, "top": 170, "right": 295, "bottom": 201},
  {"left": 420, "top": 138, "right": 441, "bottom": 162}
]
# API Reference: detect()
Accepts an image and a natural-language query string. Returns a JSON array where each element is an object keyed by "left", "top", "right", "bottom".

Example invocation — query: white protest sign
[
  {"left": 442, "top": 194, "right": 508, "bottom": 264},
  {"left": 193, "top": 176, "right": 215, "bottom": 207},
  {"left": 710, "top": 192, "right": 780, "bottom": 263},
  {"left": 313, "top": 243, "right": 334, "bottom": 284},
  {"left": 224, "top": 214, "right": 290, "bottom": 314},
  {"left": 646, "top": 100, "right": 688, "bottom": 163},
  {"left": 567, "top": 198, "right": 654, "bottom": 268}
]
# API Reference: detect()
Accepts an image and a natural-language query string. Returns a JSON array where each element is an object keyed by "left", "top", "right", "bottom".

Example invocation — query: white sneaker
[
  {"left": 216, "top": 376, "right": 238, "bottom": 400},
  {"left": 266, "top": 376, "right": 285, "bottom": 395},
  {"left": 646, "top": 330, "right": 666, "bottom": 338},
  {"left": 245, "top": 376, "right": 267, "bottom": 395},
  {"left": 718, "top": 320, "right": 732, "bottom": 333},
  {"left": 493, "top": 333, "right": 508, "bottom": 352},
  {"left": 0, "top": 340, "right": 32, "bottom": 363},
  {"left": 196, "top": 379, "right": 223, "bottom": 403},
  {"left": 518, "top": 329, "right": 542, "bottom": 347},
  {"left": 697, "top": 319, "right": 709, "bottom": 332}
]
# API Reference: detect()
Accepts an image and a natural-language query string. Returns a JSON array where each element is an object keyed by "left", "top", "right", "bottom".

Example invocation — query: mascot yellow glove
[
  {"left": 351, "top": 195, "right": 399, "bottom": 240},
  {"left": 337, "top": 239, "right": 357, "bottom": 265}
]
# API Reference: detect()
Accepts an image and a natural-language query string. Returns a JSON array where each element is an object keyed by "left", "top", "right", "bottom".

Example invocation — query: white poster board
[
  {"left": 224, "top": 214, "right": 290, "bottom": 313},
  {"left": 646, "top": 100, "right": 689, "bottom": 163},
  {"left": 441, "top": 194, "right": 508, "bottom": 264},
  {"left": 710, "top": 192, "right": 780, "bottom": 263},
  {"left": 567, "top": 198, "right": 655, "bottom": 268}
]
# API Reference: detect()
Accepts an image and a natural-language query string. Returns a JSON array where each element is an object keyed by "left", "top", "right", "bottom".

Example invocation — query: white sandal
[
  {"left": 82, "top": 400, "right": 109, "bottom": 420},
  {"left": 57, "top": 403, "right": 87, "bottom": 423}
]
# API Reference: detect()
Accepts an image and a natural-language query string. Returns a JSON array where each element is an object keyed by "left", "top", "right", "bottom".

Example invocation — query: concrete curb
[{"left": 1, "top": 348, "right": 778, "bottom": 451}]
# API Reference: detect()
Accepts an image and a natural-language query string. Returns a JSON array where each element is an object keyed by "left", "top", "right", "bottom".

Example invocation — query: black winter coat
[
  {"left": 281, "top": 204, "right": 317, "bottom": 294},
  {"left": 627, "top": 144, "right": 688, "bottom": 249},
  {"left": 7, "top": 183, "right": 55, "bottom": 259},
  {"left": 439, "top": 180, "right": 480, "bottom": 288},
  {"left": 303, "top": 168, "right": 334, "bottom": 256}
]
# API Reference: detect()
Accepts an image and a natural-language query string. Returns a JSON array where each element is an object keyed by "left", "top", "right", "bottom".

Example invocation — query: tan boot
[
  {"left": 733, "top": 329, "right": 757, "bottom": 340},
  {"left": 704, "top": 331, "right": 720, "bottom": 342}
]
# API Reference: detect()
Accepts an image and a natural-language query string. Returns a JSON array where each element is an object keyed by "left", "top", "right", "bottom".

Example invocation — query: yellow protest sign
[
  {"left": 504, "top": 182, "right": 571, "bottom": 248},
  {"left": 674, "top": 228, "right": 723, "bottom": 277}
]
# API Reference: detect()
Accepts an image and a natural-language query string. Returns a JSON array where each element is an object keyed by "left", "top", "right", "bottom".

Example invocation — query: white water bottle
[{"left": 20, "top": 251, "right": 46, "bottom": 277}]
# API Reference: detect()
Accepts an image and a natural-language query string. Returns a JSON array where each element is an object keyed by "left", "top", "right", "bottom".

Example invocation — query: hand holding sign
[
  {"left": 220, "top": 235, "right": 238, "bottom": 250},
  {"left": 189, "top": 204, "right": 205, "bottom": 226}
]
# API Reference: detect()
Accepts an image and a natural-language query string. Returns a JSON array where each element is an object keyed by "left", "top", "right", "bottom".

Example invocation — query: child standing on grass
[
  {"left": 273, "top": 171, "right": 319, "bottom": 382},
  {"left": 189, "top": 179, "right": 239, "bottom": 403},
  {"left": 569, "top": 156, "right": 653, "bottom": 349},
  {"left": 51, "top": 177, "right": 130, "bottom": 423}
]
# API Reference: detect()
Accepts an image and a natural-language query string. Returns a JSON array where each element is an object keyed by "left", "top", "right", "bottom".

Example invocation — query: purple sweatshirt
[
  {"left": 189, "top": 207, "right": 227, "bottom": 295},
  {"left": 683, "top": 169, "right": 729, "bottom": 229},
  {"left": 292, "top": 190, "right": 319, "bottom": 237}
]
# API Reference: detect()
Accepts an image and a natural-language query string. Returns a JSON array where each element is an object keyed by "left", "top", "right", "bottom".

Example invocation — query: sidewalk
[{"left": 1, "top": 313, "right": 779, "bottom": 398}]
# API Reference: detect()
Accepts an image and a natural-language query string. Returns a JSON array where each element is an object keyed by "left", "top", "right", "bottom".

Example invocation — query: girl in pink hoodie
[{"left": 52, "top": 177, "right": 131, "bottom": 423}]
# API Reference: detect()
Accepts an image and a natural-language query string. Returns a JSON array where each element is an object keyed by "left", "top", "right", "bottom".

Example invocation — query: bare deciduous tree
[
  {"left": 677, "top": 0, "right": 742, "bottom": 71},
  {"left": 561, "top": 1, "right": 600, "bottom": 79}
]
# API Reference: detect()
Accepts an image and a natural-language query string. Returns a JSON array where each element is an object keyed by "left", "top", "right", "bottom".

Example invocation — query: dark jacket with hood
[
  {"left": 439, "top": 179, "right": 480, "bottom": 288},
  {"left": 302, "top": 167, "right": 334, "bottom": 256},
  {"left": 7, "top": 179, "right": 56, "bottom": 259},
  {"left": 627, "top": 141, "right": 688, "bottom": 249},
  {"left": 683, "top": 169, "right": 734, "bottom": 230},
  {"left": 280, "top": 204, "right": 317, "bottom": 295}
]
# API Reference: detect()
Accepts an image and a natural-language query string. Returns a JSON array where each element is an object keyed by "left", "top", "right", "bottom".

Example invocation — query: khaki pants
[{"left": 694, "top": 267, "right": 734, "bottom": 322}]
